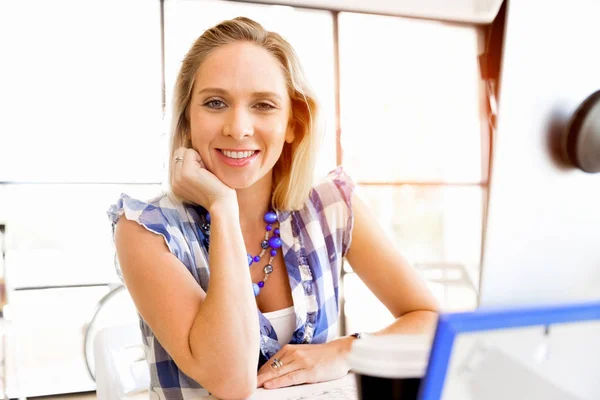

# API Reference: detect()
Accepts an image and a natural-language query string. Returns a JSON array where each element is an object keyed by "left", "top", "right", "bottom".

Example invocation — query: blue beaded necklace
[{"left": 204, "top": 210, "right": 282, "bottom": 297}]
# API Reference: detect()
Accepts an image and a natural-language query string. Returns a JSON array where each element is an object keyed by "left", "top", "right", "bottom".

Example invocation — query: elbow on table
[
  {"left": 187, "top": 365, "right": 257, "bottom": 400},
  {"left": 207, "top": 374, "right": 257, "bottom": 400}
]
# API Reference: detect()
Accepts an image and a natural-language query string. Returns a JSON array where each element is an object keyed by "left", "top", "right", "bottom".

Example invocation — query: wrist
[
  {"left": 342, "top": 332, "right": 374, "bottom": 354},
  {"left": 349, "top": 331, "right": 373, "bottom": 340},
  {"left": 332, "top": 335, "right": 358, "bottom": 373},
  {"left": 336, "top": 334, "right": 357, "bottom": 356},
  {"left": 207, "top": 195, "right": 238, "bottom": 216},
  {"left": 336, "top": 332, "right": 374, "bottom": 371}
]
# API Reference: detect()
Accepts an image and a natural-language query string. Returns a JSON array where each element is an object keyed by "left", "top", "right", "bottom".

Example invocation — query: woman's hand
[
  {"left": 256, "top": 338, "right": 353, "bottom": 389},
  {"left": 170, "top": 147, "right": 236, "bottom": 211}
]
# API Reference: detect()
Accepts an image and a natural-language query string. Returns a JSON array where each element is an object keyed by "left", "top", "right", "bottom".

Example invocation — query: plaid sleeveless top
[{"left": 107, "top": 167, "right": 355, "bottom": 399}]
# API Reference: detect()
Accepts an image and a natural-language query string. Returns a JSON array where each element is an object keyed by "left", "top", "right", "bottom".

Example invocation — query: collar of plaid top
[{"left": 196, "top": 206, "right": 320, "bottom": 367}]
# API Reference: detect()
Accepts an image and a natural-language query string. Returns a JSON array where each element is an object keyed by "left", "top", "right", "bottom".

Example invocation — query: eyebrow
[{"left": 197, "top": 87, "right": 284, "bottom": 103}]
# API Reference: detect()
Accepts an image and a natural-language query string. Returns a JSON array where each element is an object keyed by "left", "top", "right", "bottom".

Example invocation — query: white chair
[{"left": 94, "top": 323, "right": 150, "bottom": 400}]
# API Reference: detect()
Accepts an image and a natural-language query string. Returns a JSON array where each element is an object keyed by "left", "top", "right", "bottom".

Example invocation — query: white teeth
[{"left": 221, "top": 150, "right": 256, "bottom": 159}]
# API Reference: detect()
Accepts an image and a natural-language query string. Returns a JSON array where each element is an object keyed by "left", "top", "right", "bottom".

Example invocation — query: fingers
[
  {"left": 257, "top": 350, "right": 297, "bottom": 387},
  {"left": 182, "top": 147, "right": 199, "bottom": 168},
  {"left": 171, "top": 147, "right": 186, "bottom": 184},
  {"left": 257, "top": 355, "right": 281, "bottom": 380},
  {"left": 257, "top": 353, "right": 282, "bottom": 386},
  {"left": 264, "top": 369, "right": 308, "bottom": 389},
  {"left": 172, "top": 147, "right": 203, "bottom": 178},
  {"left": 186, "top": 147, "right": 204, "bottom": 166}
]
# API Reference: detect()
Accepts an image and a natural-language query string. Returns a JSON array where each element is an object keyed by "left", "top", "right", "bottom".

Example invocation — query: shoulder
[
  {"left": 290, "top": 167, "right": 355, "bottom": 256},
  {"left": 107, "top": 191, "right": 185, "bottom": 227},
  {"left": 107, "top": 191, "right": 199, "bottom": 255},
  {"left": 307, "top": 166, "right": 355, "bottom": 213}
]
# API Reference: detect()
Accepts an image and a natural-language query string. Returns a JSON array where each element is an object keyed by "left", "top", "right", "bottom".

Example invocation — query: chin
[{"left": 217, "top": 171, "right": 261, "bottom": 190}]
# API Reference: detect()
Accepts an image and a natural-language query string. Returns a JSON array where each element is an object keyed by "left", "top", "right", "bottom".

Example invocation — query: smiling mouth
[{"left": 218, "top": 149, "right": 259, "bottom": 159}]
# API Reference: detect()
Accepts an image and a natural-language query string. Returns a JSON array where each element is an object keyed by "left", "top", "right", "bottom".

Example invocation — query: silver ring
[
  {"left": 271, "top": 357, "right": 283, "bottom": 370},
  {"left": 174, "top": 156, "right": 184, "bottom": 163}
]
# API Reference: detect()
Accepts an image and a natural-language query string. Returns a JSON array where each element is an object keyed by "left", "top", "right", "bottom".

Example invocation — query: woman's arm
[
  {"left": 115, "top": 197, "right": 259, "bottom": 399},
  {"left": 257, "top": 192, "right": 439, "bottom": 389}
]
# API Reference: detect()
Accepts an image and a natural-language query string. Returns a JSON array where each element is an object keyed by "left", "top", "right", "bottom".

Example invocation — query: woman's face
[{"left": 188, "top": 41, "right": 295, "bottom": 190}]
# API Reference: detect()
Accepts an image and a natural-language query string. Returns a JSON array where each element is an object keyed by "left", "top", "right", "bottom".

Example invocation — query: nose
[{"left": 223, "top": 107, "right": 254, "bottom": 139}]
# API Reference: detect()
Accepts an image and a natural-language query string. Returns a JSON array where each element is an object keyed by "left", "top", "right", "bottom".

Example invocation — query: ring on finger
[
  {"left": 271, "top": 357, "right": 283, "bottom": 370},
  {"left": 174, "top": 156, "right": 184, "bottom": 163}
]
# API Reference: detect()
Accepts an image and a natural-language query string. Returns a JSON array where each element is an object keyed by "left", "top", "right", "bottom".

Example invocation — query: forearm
[
  {"left": 335, "top": 310, "right": 439, "bottom": 363},
  {"left": 189, "top": 199, "right": 260, "bottom": 392},
  {"left": 374, "top": 310, "right": 439, "bottom": 336}
]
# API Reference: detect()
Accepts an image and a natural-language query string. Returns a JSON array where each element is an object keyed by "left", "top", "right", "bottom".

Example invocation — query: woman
[{"left": 108, "top": 16, "right": 438, "bottom": 400}]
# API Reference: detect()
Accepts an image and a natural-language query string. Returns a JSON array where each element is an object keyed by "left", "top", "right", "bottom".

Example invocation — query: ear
[{"left": 285, "top": 119, "right": 296, "bottom": 144}]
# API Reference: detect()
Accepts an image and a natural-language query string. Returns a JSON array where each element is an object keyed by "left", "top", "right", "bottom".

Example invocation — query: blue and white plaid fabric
[{"left": 107, "top": 167, "right": 355, "bottom": 399}]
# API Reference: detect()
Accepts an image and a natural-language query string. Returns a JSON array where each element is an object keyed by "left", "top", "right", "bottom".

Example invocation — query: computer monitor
[
  {"left": 478, "top": 0, "right": 600, "bottom": 309},
  {"left": 422, "top": 301, "right": 600, "bottom": 400}
]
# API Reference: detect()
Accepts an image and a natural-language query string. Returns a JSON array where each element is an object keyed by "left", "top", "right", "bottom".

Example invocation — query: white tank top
[{"left": 262, "top": 306, "right": 296, "bottom": 347}]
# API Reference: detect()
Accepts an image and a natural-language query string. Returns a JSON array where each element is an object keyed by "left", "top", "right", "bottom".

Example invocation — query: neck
[{"left": 236, "top": 172, "right": 274, "bottom": 231}]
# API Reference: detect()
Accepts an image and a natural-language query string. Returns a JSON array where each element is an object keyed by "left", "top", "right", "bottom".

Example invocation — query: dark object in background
[
  {"left": 565, "top": 90, "right": 600, "bottom": 173},
  {"left": 357, "top": 374, "right": 421, "bottom": 400},
  {"left": 349, "top": 335, "right": 430, "bottom": 400}
]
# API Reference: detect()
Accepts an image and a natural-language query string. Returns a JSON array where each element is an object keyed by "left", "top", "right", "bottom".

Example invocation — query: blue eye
[{"left": 204, "top": 99, "right": 226, "bottom": 109}]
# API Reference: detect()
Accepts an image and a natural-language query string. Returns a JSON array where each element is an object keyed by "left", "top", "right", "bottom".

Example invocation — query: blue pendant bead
[
  {"left": 274, "top": 228, "right": 280, "bottom": 236},
  {"left": 247, "top": 254, "right": 253, "bottom": 266},
  {"left": 200, "top": 221, "right": 211, "bottom": 236},
  {"left": 254, "top": 253, "right": 276, "bottom": 296},
  {"left": 270, "top": 249, "right": 277, "bottom": 257},
  {"left": 253, "top": 283, "right": 261, "bottom": 296},
  {"left": 264, "top": 211, "right": 277, "bottom": 224},
  {"left": 249, "top": 231, "right": 270, "bottom": 264},
  {"left": 266, "top": 224, "right": 272, "bottom": 231},
  {"left": 259, "top": 254, "right": 276, "bottom": 286},
  {"left": 268, "top": 236, "right": 282, "bottom": 249}
]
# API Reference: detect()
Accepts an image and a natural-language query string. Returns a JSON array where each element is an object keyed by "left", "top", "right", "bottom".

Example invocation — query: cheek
[
  {"left": 190, "top": 115, "right": 219, "bottom": 146},
  {"left": 261, "top": 120, "right": 289, "bottom": 144}
]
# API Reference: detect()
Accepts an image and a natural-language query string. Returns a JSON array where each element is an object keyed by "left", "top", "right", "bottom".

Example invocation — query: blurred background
[{"left": 0, "top": 0, "right": 496, "bottom": 397}]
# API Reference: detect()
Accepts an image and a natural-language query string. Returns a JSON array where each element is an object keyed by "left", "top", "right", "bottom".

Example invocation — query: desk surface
[
  {"left": 126, "top": 373, "right": 357, "bottom": 400},
  {"left": 248, "top": 374, "right": 357, "bottom": 400}
]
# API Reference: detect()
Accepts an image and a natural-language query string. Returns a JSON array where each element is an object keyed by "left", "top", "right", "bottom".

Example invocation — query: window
[
  {"left": 338, "top": 13, "right": 482, "bottom": 184},
  {"left": 0, "top": 0, "right": 164, "bottom": 184},
  {"left": 0, "top": 0, "right": 164, "bottom": 286},
  {"left": 0, "top": 1, "right": 165, "bottom": 394},
  {"left": 338, "top": 12, "right": 484, "bottom": 332},
  {"left": 0, "top": 184, "right": 161, "bottom": 287}
]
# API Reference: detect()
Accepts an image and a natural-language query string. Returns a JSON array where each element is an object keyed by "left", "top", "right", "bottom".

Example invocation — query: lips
[
  {"left": 215, "top": 148, "right": 260, "bottom": 167},
  {"left": 219, "top": 149, "right": 258, "bottom": 159}
]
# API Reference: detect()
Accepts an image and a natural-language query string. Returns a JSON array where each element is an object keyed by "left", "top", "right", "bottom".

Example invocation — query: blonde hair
[{"left": 168, "top": 17, "right": 321, "bottom": 211}]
